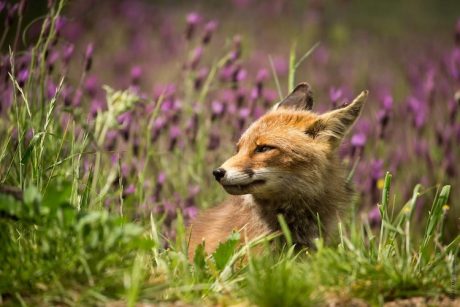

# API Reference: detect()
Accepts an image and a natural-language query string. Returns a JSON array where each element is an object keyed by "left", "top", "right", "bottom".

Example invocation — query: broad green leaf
[{"left": 212, "top": 231, "right": 240, "bottom": 271}]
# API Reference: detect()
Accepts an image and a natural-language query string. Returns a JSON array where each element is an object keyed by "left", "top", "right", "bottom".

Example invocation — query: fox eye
[{"left": 255, "top": 145, "right": 274, "bottom": 153}]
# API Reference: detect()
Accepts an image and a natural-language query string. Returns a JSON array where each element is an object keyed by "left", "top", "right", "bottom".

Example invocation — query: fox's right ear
[
  {"left": 316, "top": 90, "right": 369, "bottom": 148},
  {"left": 273, "top": 82, "right": 314, "bottom": 111}
]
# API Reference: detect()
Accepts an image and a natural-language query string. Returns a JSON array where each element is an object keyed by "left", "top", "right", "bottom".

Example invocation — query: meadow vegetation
[{"left": 0, "top": 1, "right": 459, "bottom": 306}]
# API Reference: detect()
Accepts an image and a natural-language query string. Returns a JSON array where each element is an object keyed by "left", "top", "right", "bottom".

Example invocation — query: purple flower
[
  {"left": 168, "top": 125, "right": 181, "bottom": 150},
  {"left": 186, "top": 12, "right": 201, "bottom": 25},
  {"left": 184, "top": 206, "right": 198, "bottom": 220},
  {"left": 219, "top": 64, "right": 234, "bottom": 81},
  {"left": 234, "top": 67, "right": 247, "bottom": 82},
  {"left": 272, "top": 56, "right": 288, "bottom": 76},
  {"left": 185, "top": 12, "right": 201, "bottom": 40},
  {"left": 211, "top": 100, "right": 225, "bottom": 118},
  {"left": 381, "top": 93, "right": 393, "bottom": 111},
  {"left": 84, "top": 43, "right": 94, "bottom": 71},
  {"left": 154, "top": 84, "right": 176, "bottom": 99},
  {"left": 203, "top": 20, "right": 218, "bottom": 44},
  {"left": 190, "top": 46, "right": 203, "bottom": 69},
  {"left": 123, "top": 184, "right": 136, "bottom": 196},
  {"left": 157, "top": 171, "right": 166, "bottom": 185},
  {"left": 329, "top": 87, "right": 343, "bottom": 104},
  {"left": 117, "top": 111, "right": 132, "bottom": 129},
  {"left": 368, "top": 205, "right": 381, "bottom": 226},
  {"left": 372, "top": 159, "right": 384, "bottom": 179},
  {"left": 194, "top": 67, "right": 208, "bottom": 89},
  {"left": 47, "top": 81, "right": 57, "bottom": 99},
  {"left": 47, "top": 50, "right": 59, "bottom": 72},
  {"left": 351, "top": 132, "right": 366, "bottom": 148},
  {"left": 90, "top": 99, "right": 104, "bottom": 116},
  {"left": 207, "top": 131, "right": 220, "bottom": 150},
  {"left": 313, "top": 45, "right": 329, "bottom": 65},
  {"left": 154, "top": 171, "right": 166, "bottom": 201},
  {"left": 131, "top": 66, "right": 142, "bottom": 84},
  {"left": 239, "top": 107, "right": 251, "bottom": 119},
  {"left": 63, "top": 43, "right": 74, "bottom": 64},
  {"left": 17, "top": 69, "right": 29, "bottom": 86},
  {"left": 84, "top": 75, "right": 98, "bottom": 97},
  {"left": 407, "top": 96, "right": 426, "bottom": 129},
  {"left": 256, "top": 68, "right": 269, "bottom": 84},
  {"left": 55, "top": 16, "right": 66, "bottom": 35}
]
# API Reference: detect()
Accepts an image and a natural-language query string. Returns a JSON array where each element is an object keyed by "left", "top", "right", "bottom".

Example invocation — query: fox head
[{"left": 212, "top": 82, "right": 369, "bottom": 200}]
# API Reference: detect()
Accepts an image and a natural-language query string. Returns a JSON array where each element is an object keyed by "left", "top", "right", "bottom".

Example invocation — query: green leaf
[
  {"left": 193, "top": 242, "right": 207, "bottom": 270},
  {"left": 43, "top": 180, "right": 72, "bottom": 209},
  {"left": 23, "top": 185, "right": 42, "bottom": 205},
  {"left": 20, "top": 132, "right": 41, "bottom": 165},
  {"left": 212, "top": 231, "right": 240, "bottom": 271}
]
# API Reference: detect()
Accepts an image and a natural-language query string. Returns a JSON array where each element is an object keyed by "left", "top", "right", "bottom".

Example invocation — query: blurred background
[{"left": 1, "top": 0, "right": 459, "bottom": 239}]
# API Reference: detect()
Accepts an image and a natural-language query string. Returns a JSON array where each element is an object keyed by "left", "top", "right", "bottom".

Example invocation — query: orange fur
[{"left": 188, "top": 83, "right": 368, "bottom": 259}]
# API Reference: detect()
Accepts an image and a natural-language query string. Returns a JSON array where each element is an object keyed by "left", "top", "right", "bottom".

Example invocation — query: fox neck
[{"left": 248, "top": 171, "right": 352, "bottom": 247}]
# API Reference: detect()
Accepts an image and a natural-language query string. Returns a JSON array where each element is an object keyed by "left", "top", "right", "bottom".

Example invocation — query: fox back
[{"left": 188, "top": 83, "right": 368, "bottom": 257}]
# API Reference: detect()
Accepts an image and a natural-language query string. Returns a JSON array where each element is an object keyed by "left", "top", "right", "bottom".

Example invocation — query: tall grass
[{"left": 0, "top": 1, "right": 458, "bottom": 306}]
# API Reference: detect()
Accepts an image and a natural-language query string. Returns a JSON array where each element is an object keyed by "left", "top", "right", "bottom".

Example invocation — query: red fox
[{"left": 188, "top": 83, "right": 369, "bottom": 258}]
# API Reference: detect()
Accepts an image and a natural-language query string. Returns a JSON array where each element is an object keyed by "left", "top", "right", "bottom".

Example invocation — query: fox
[{"left": 188, "top": 82, "right": 369, "bottom": 258}]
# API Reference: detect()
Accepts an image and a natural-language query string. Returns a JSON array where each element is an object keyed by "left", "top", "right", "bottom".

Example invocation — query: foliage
[{"left": 0, "top": 0, "right": 458, "bottom": 305}]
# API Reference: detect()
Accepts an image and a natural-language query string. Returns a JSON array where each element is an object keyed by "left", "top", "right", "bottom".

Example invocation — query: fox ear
[
  {"left": 273, "top": 82, "right": 313, "bottom": 111},
  {"left": 317, "top": 90, "right": 369, "bottom": 147}
]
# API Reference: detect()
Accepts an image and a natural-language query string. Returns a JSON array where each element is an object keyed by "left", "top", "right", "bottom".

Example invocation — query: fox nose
[{"left": 212, "top": 168, "right": 226, "bottom": 181}]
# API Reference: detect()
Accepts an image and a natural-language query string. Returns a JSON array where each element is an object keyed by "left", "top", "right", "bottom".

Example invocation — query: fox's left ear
[
  {"left": 273, "top": 82, "right": 314, "bottom": 111},
  {"left": 316, "top": 90, "right": 369, "bottom": 147}
]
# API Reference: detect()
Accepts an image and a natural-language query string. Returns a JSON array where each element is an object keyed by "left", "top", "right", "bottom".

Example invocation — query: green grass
[{"left": 0, "top": 1, "right": 458, "bottom": 306}]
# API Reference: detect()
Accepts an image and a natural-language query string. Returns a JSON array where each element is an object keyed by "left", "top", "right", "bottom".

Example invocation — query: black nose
[{"left": 212, "top": 168, "right": 226, "bottom": 181}]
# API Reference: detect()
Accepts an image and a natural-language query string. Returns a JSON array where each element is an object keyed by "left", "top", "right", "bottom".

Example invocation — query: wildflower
[
  {"left": 211, "top": 100, "right": 225, "bottom": 120},
  {"left": 407, "top": 96, "right": 427, "bottom": 129},
  {"left": 105, "top": 130, "right": 118, "bottom": 151},
  {"left": 194, "top": 67, "right": 208, "bottom": 89},
  {"left": 202, "top": 20, "right": 218, "bottom": 44},
  {"left": 219, "top": 64, "right": 234, "bottom": 81},
  {"left": 255, "top": 68, "right": 269, "bottom": 96},
  {"left": 130, "top": 66, "right": 142, "bottom": 85},
  {"left": 72, "top": 89, "right": 83, "bottom": 107},
  {"left": 207, "top": 131, "right": 220, "bottom": 150},
  {"left": 55, "top": 16, "right": 66, "bottom": 36},
  {"left": 84, "top": 75, "right": 98, "bottom": 97},
  {"left": 123, "top": 184, "right": 136, "bottom": 197},
  {"left": 84, "top": 43, "right": 94, "bottom": 71},
  {"left": 189, "top": 46, "right": 203, "bottom": 69},
  {"left": 227, "top": 35, "right": 242, "bottom": 64},
  {"left": 47, "top": 50, "right": 59, "bottom": 72},
  {"left": 256, "top": 68, "right": 269, "bottom": 84},
  {"left": 168, "top": 125, "right": 181, "bottom": 151},
  {"left": 185, "top": 12, "right": 201, "bottom": 40},
  {"left": 368, "top": 205, "right": 381, "bottom": 226},
  {"left": 17, "top": 69, "right": 28, "bottom": 87},
  {"left": 46, "top": 81, "right": 57, "bottom": 99},
  {"left": 233, "top": 67, "right": 247, "bottom": 83},
  {"left": 376, "top": 178, "right": 385, "bottom": 190},
  {"left": 90, "top": 99, "right": 104, "bottom": 117},
  {"left": 186, "top": 112, "right": 199, "bottom": 144},
  {"left": 63, "top": 43, "right": 74, "bottom": 65},
  {"left": 329, "top": 86, "right": 343, "bottom": 108},
  {"left": 272, "top": 55, "right": 288, "bottom": 76},
  {"left": 185, "top": 185, "right": 200, "bottom": 205},
  {"left": 442, "top": 204, "right": 450, "bottom": 213},
  {"left": 350, "top": 132, "right": 366, "bottom": 156},
  {"left": 154, "top": 172, "right": 166, "bottom": 201}
]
